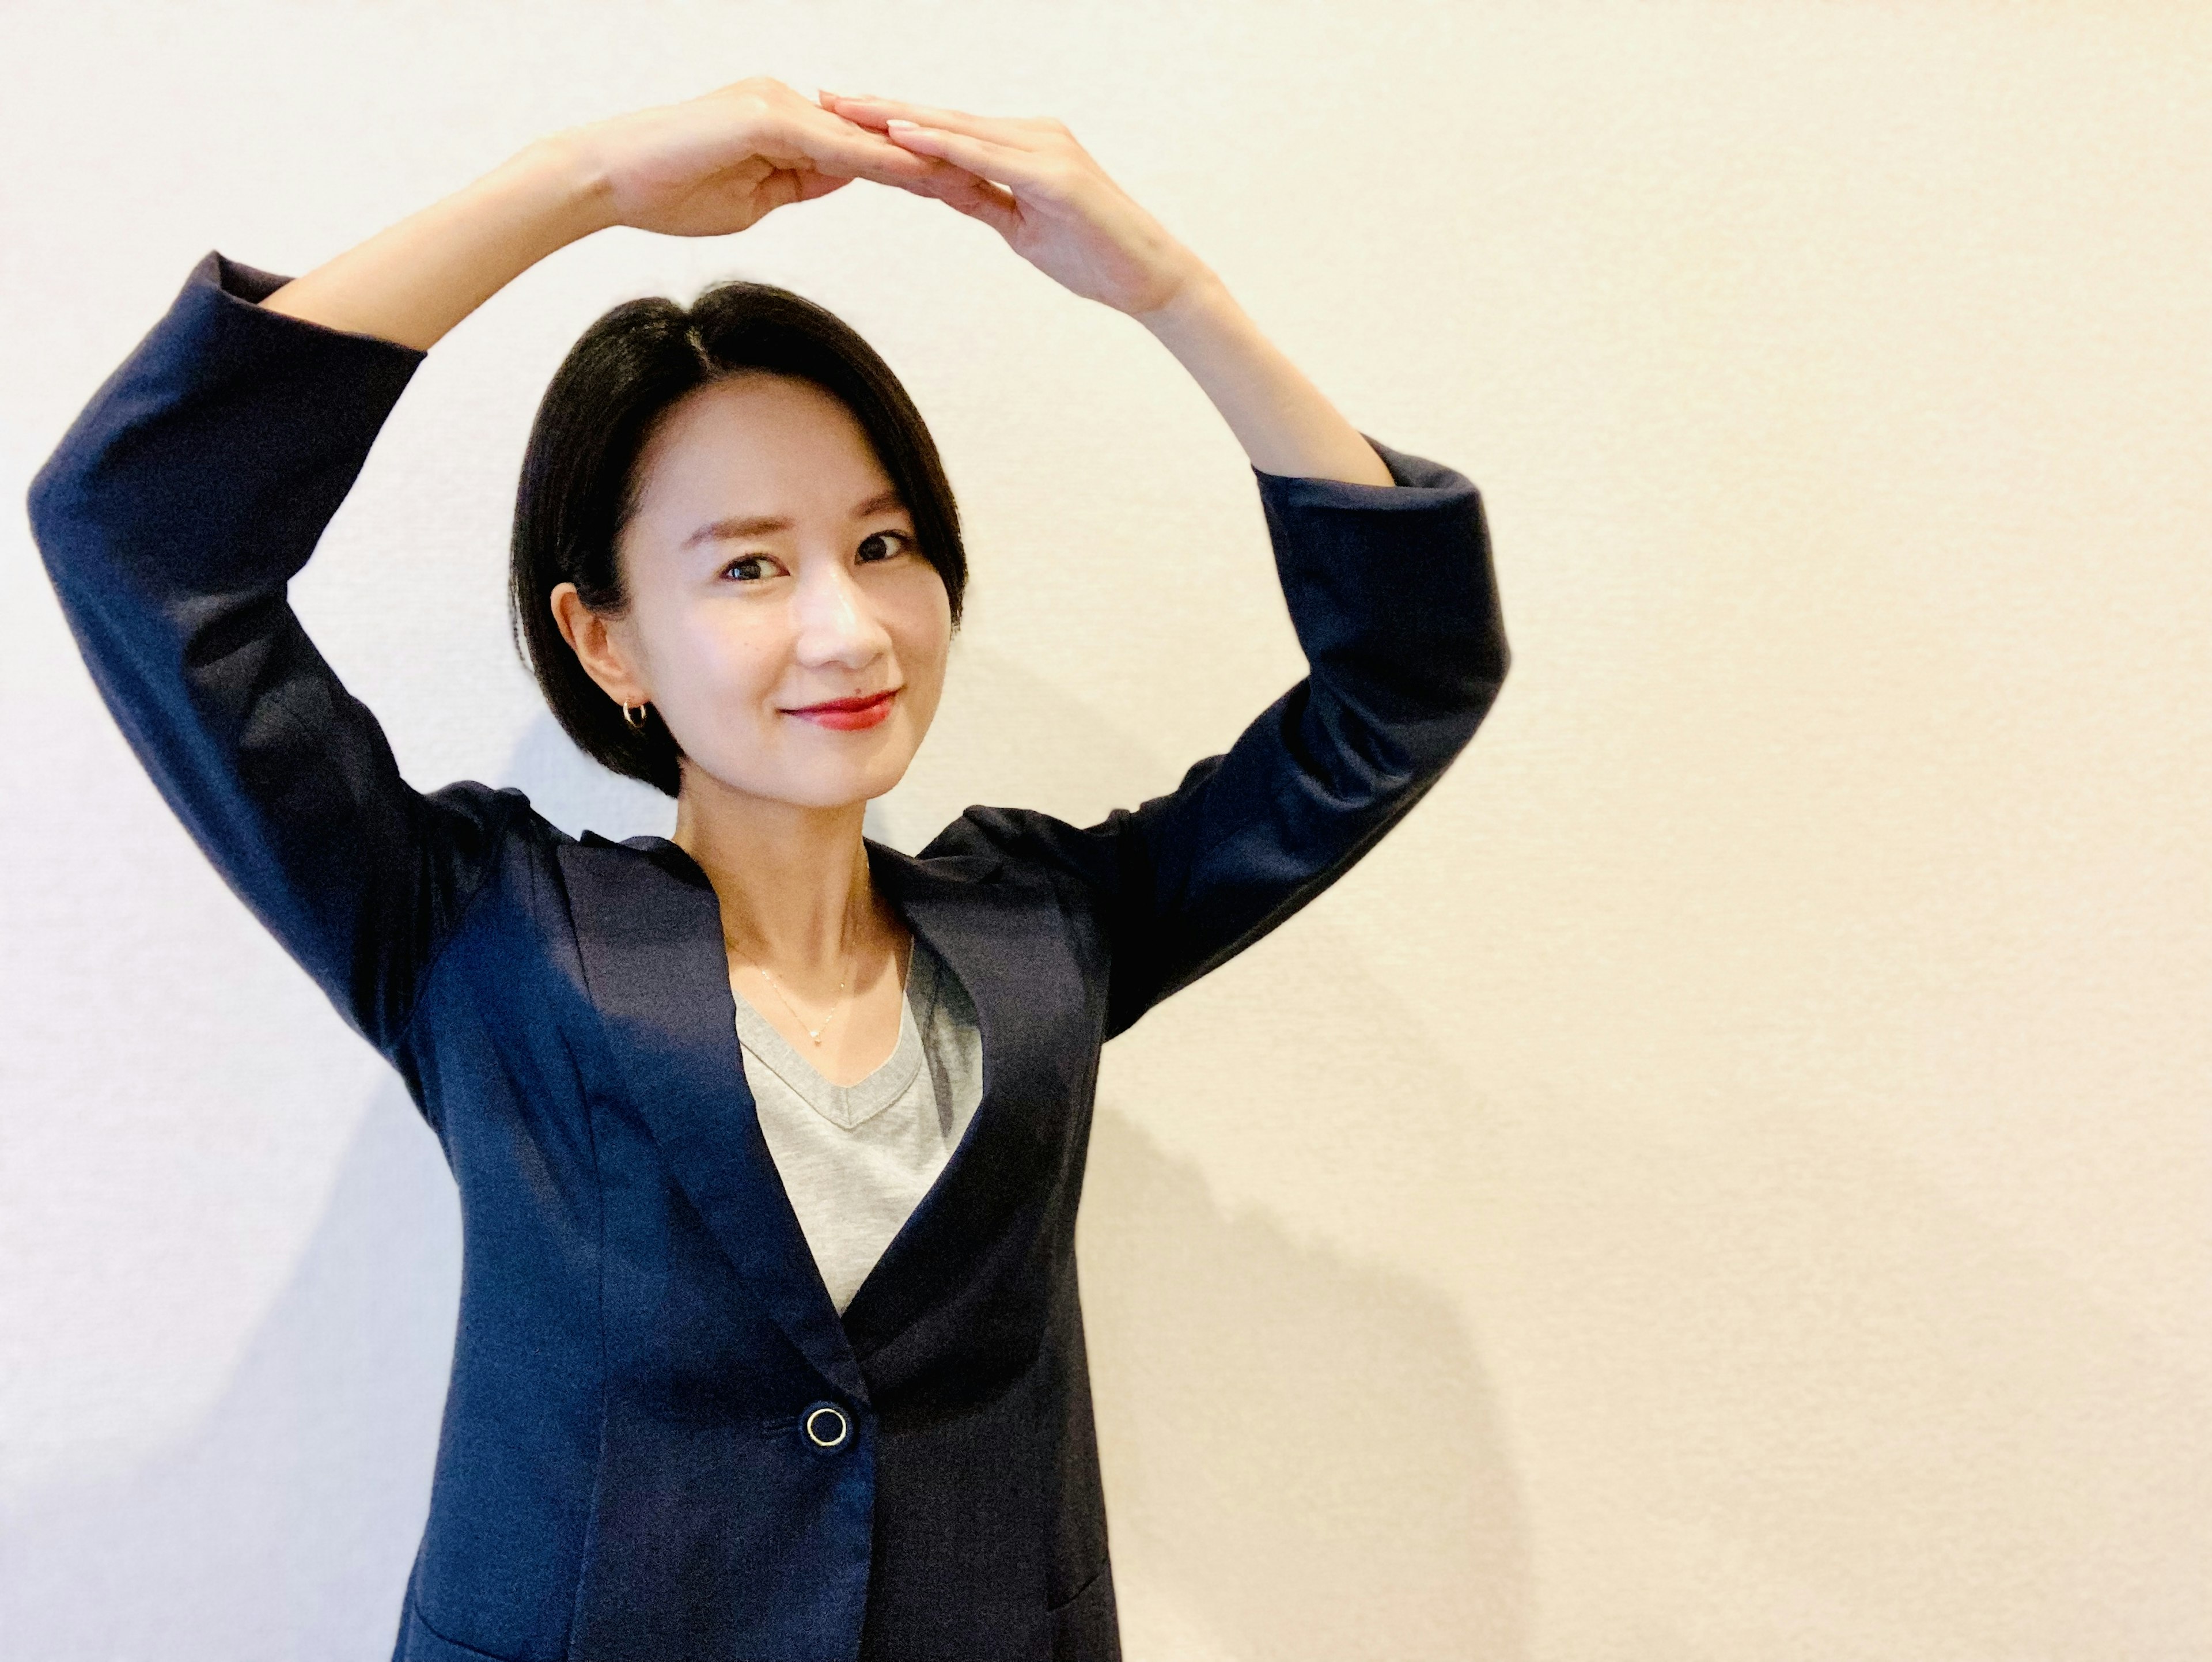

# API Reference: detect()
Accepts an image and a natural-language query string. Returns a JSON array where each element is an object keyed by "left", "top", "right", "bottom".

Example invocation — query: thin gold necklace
[{"left": 734, "top": 879, "right": 859, "bottom": 1047}]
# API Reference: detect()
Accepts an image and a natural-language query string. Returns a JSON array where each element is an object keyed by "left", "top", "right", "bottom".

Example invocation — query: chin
[{"left": 692, "top": 749, "right": 918, "bottom": 812}]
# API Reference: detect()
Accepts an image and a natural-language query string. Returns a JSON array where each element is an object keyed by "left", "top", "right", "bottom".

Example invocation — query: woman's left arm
[{"left": 826, "top": 94, "right": 1508, "bottom": 1038}]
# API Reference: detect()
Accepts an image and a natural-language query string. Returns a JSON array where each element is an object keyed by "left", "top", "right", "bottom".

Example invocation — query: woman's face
[{"left": 560, "top": 372, "right": 953, "bottom": 810}]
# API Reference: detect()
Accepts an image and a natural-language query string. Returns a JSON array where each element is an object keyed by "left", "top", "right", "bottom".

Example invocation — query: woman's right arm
[
  {"left": 29, "top": 253, "right": 499, "bottom": 1062},
  {"left": 257, "top": 139, "right": 613, "bottom": 349},
  {"left": 26, "top": 79, "right": 968, "bottom": 1061}
]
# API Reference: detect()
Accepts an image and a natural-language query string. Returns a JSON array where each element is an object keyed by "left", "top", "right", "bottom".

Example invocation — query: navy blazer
[{"left": 28, "top": 252, "right": 1509, "bottom": 1662}]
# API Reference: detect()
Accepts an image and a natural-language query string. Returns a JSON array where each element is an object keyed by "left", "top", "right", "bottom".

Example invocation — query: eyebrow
[{"left": 681, "top": 489, "right": 908, "bottom": 548}]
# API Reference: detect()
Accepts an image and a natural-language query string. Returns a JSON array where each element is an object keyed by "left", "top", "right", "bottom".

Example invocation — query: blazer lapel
[
  {"left": 839, "top": 839, "right": 1093, "bottom": 1364},
  {"left": 556, "top": 831, "right": 868, "bottom": 1402}
]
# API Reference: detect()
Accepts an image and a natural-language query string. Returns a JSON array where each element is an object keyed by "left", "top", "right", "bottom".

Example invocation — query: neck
[{"left": 670, "top": 766, "right": 876, "bottom": 976}]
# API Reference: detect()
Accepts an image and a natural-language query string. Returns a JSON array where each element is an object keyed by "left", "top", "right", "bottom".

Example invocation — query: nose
[{"left": 790, "top": 551, "right": 892, "bottom": 672}]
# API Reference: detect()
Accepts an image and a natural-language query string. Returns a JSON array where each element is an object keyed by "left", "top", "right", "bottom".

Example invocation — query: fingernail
[{"left": 886, "top": 118, "right": 918, "bottom": 128}]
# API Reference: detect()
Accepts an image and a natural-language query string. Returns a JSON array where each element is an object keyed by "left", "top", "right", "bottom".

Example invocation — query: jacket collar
[{"left": 556, "top": 828, "right": 1077, "bottom": 1400}]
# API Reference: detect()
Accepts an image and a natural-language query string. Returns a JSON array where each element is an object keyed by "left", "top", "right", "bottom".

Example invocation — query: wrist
[
  {"left": 496, "top": 132, "right": 623, "bottom": 245},
  {"left": 1130, "top": 259, "right": 1232, "bottom": 336}
]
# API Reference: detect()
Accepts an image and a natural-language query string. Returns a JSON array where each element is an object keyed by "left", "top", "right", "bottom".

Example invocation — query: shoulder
[
  {"left": 421, "top": 778, "right": 569, "bottom": 847},
  {"left": 916, "top": 803, "right": 1125, "bottom": 898},
  {"left": 412, "top": 778, "right": 574, "bottom": 922}
]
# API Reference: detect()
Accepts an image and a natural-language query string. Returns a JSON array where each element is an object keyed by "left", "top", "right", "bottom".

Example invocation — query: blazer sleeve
[
  {"left": 925, "top": 434, "right": 1510, "bottom": 1042},
  {"left": 26, "top": 251, "right": 526, "bottom": 1059}
]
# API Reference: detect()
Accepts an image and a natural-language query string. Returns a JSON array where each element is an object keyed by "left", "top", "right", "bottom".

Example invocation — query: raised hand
[
  {"left": 569, "top": 76, "right": 985, "bottom": 238},
  {"left": 816, "top": 91, "right": 1211, "bottom": 317}
]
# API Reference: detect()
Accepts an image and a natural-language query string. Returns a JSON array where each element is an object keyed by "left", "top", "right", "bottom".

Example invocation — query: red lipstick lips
[{"left": 785, "top": 688, "right": 898, "bottom": 731}]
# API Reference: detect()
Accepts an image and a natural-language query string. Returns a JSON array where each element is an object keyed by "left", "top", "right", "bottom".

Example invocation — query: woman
[{"left": 29, "top": 75, "right": 1508, "bottom": 1662}]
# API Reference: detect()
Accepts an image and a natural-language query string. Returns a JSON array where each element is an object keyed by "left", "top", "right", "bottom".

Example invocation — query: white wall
[{"left": 3, "top": 3, "right": 2207, "bottom": 1657}]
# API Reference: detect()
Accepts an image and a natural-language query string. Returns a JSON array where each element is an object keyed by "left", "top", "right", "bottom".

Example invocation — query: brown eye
[
  {"left": 857, "top": 530, "right": 911, "bottom": 564},
  {"left": 722, "top": 555, "right": 778, "bottom": 582}
]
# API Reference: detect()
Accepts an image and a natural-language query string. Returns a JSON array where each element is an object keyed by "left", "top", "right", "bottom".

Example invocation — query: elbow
[
  {"left": 1430, "top": 622, "right": 1510, "bottom": 760},
  {"left": 1442, "top": 612, "right": 1511, "bottom": 720},
  {"left": 26, "top": 461, "right": 84, "bottom": 605},
  {"left": 1472, "top": 618, "right": 1511, "bottom": 705},
  {"left": 26, "top": 447, "right": 73, "bottom": 554},
  {"left": 25, "top": 433, "right": 105, "bottom": 599}
]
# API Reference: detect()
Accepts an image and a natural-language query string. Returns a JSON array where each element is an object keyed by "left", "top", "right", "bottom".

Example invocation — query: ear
[{"left": 550, "top": 582, "right": 649, "bottom": 709}]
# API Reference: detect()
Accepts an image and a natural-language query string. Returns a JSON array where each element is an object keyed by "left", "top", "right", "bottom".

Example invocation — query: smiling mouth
[{"left": 783, "top": 688, "right": 900, "bottom": 729}]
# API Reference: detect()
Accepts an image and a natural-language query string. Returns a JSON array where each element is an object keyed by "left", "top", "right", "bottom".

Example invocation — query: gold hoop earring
[{"left": 622, "top": 702, "right": 649, "bottom": 732}]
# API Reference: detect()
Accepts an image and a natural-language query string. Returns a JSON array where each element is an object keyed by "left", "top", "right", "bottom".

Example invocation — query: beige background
[{"left": 3, "top": 2, "right": 2208, "bottom": 1657}]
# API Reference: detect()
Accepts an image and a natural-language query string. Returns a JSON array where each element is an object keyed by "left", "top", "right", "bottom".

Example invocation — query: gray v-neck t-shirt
[{"left": 733, "top": 933, "right": 986, "bottom": 1315}]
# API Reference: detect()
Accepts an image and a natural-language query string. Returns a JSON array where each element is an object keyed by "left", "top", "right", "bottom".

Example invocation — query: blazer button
[{"left": 802, "top": 1401, "right": 852, "bottom": 1452}]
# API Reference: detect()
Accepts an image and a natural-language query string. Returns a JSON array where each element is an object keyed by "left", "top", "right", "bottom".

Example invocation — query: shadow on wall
[
  {"left": 1081, "top": 1104, "right": 1531, "bottom": 1662},
  {"left": 0, "top": 1078, "right": 460, "bottom": 1661}
]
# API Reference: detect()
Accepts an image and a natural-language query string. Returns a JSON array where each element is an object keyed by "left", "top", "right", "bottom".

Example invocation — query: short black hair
[{"left": 509, "top": 279, "right": 967, "bottom": 797}]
